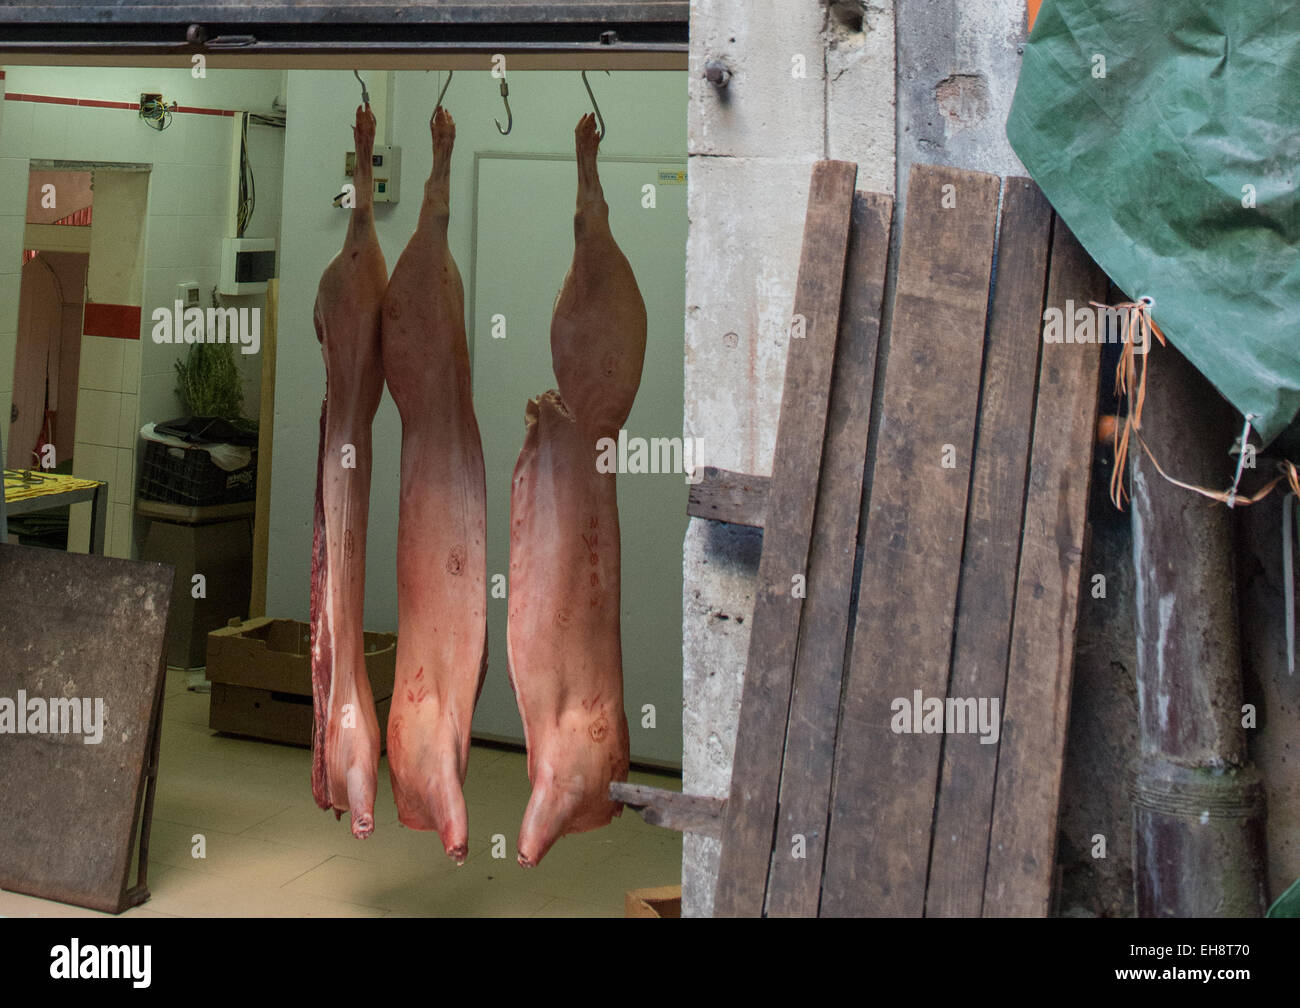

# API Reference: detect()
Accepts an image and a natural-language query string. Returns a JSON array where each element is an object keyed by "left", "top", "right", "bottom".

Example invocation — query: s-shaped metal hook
[
  {"left": 435, "top": 69, "right": 454, "bottom": 111},
  {"left": 352, "top": 70, "right": 369, "bottom": 105},
  {"left": 581, "top": 69, "right": 610, "bottom": 140},
  {"left": 495, "top": 77, "right": 513, "bottom": 134}
]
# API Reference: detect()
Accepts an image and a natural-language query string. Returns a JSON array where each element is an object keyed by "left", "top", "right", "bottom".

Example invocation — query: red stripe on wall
[
  {"left": 78, "top": 97, "right": 133, "bottom": 110},
  {"left": 83, "top": 303, "right": 142, "bottom": 342},
  {"left": 174, "top": 105, "right": 237, "bottom": 117},
  {"left": 3, "top": 92, "right": 236, "bottom": 116},
  {"left": 6, "top": 92, "right": 79, "bottom": 106}
]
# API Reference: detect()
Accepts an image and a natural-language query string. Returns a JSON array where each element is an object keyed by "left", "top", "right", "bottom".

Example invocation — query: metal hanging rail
[{"left": 0, "top": 1, "right": 688, "bottom": 54}]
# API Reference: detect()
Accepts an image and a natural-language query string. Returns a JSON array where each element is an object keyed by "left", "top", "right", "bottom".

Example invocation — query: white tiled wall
[
  {"left": 78, "top": 334, "right": 124, "bottom": 389},
  {"left": 66, "top": 334, "right": 140, "bottom": 554}
]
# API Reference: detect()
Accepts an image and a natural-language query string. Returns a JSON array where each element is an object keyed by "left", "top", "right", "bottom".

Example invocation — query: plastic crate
[{"left": 137, "top": 439, "right": 257, "bottom": 506}]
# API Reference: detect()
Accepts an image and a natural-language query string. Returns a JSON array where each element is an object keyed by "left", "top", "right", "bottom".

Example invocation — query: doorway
[
  {"left": 3, "top": 159, "right": 151, "bottom": 557},
  {"left": 7, "top": 170, "right": 92, "bottom": 476}
]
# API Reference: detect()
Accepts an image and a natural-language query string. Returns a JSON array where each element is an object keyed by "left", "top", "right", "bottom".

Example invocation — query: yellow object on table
[{"left": 3, "top": 469, "right": 102, "bottom": 503}]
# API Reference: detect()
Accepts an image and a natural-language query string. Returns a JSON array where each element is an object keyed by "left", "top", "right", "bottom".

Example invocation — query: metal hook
[
  {"left": 352, "top": 70, "right": 369, "bottom": 106},
  {"left": 495, "top": 77, "right": 513, "bottom": 135},
  {"left": 581, "top": 69, "right": 610, "bottom": 140},
  {"left": 435, "top": 70, "right": 454, "bottom": 111}
]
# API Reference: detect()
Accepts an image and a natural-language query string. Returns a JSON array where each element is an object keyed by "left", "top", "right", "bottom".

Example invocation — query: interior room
[{"left": 0, "top": 60, "right": 687, "bottom": 917}]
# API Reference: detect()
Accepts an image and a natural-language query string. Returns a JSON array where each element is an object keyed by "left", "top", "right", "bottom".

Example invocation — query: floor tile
[{"left": 12, "top": 686, "right": 683, "bottom": 917}]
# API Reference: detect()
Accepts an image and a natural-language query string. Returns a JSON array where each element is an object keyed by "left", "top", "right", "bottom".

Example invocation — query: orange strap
[{"left": 1098, "top": 297, "right": 1299, "bottom": 510}]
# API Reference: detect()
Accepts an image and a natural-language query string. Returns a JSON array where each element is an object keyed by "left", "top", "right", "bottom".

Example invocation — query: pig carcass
[
  {"left": 311, "top": 104, "right": 387, "bottom": 839},
  {"left": 380, "top": 106, "right": 488, "bottom": 864},
  {"left": 509, "top": 114, "right": 647, "bottom": 867}
]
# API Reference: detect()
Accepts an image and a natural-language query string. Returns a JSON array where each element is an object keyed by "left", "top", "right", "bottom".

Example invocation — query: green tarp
[
  {"left": 1269, "top": 874, "right": 1300, "bottom": 917},
  {"left": 1008, "top": 1, "right": 1300, "bottom": 448}
]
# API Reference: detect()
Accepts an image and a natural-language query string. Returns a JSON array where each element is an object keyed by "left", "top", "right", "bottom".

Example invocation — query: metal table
[{"left": 3, "top": 469, "right": 109, "bottom": 555}]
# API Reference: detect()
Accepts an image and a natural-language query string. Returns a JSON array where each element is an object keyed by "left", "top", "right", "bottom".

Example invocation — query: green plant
[{"left": 174, "top": 342, "right": 246, "bottom": 421}]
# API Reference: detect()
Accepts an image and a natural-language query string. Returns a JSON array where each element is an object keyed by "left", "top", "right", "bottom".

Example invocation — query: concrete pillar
[
  {"left": 682, "top": 0, "right": 1033, "bottom": 916},
  {"left": 684, "top": 0, "right": 837, "bottom": 918}
]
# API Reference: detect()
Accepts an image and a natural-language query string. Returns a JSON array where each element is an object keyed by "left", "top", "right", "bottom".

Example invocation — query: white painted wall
[{"left": 2, "top": 65, "right": 283, "bottom": 117}]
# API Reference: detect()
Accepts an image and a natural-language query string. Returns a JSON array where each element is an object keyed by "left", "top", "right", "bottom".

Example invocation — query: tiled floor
[{"left": 0, "top": 667, "right": 683, "bottom": 918}]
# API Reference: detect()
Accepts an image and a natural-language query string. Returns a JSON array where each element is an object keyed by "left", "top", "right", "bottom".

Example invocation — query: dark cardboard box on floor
[{"left": 136, "top": 500, "right": 254, "bottom": 669}]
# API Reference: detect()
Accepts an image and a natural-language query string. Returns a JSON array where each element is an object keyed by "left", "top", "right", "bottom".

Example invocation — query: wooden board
[
  {"left": 765, "top": 191, "right": 893, "bottom": 917},
  {"left": 0, "top": 543, "right": 173, "bottom": 913},
  {"left": 249, "top": 277, "right": 278, "bottom": 619},
  {"left": 982, "top": 218, "right": 1105, "bottom": 916},
  {"left": 609, "top": 782, "right": 724, "bottom": 836},
  {"left": 712, "top": 160, "right": 858, "bottom": 918},
  {"left": 924, "top": 178, "right": 1053, "bottom": 917},
  {"left": 687, "top": 467, "right": 770, "bottom": 528},
  {"left": 820, "top": 164, "right": 1000, "bottom": 917}
]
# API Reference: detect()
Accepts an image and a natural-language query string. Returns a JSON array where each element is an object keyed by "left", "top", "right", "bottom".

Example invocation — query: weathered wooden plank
[
  {"left": 820, "top": 164, "right": 1000, "bottom": 917},
  {"left": 712, "top": 159, "right": 858, "bottom": 918},
  {"left": 924, "top": 178, "right": 1053, "bottom": 917},
  {"left": 765, "top": 191, "right": 894, "bottom": 917},
  {"left": 609, "top": 783, "right": 725, "bottom": 837},
  {"left": 982, "top": 219, "right": 1105, "bottom": 917},
  {"left": 687, "top": 467, "right": 770, "bottom": 528},
  {"left": 0, "top": 544, "right": 173, "bottom": 914}
]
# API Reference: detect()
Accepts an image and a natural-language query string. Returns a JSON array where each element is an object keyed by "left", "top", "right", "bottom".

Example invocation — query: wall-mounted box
[
  {"left": 219, "top": 237, "right": 277, "bottom": 295},
  {"left": 345, "top": 144, "right": 401, "bottom": 203}
]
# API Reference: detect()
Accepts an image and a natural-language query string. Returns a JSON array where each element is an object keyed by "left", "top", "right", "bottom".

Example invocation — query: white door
[{"left": 470, "top": 152, "right": 687, "bottom": 767}]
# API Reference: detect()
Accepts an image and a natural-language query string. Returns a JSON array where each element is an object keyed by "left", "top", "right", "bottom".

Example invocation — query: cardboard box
[
  {"left": 625, "top": 885, "right": 682, "bottom": 918},
  {"left": 206, "top": 617, "right": 396, "bottom": 750}
]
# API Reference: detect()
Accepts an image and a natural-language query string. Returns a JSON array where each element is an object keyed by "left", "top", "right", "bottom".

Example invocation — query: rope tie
[
  {"left": 1097, "top": 297, "right": 1299, "bottom": 511},
  {"left": 1093, "top": 296, "right": 1165, "bottom": 510},
  {"left": 1098, "top": 299, "right": 1300, "bottom": 672}
]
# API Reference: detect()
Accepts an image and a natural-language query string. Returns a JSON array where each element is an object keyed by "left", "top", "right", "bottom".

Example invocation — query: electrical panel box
[
  {"left": 219, "top": 237, "right": 277, "bottom": 295},
  {"left": 344, "top": 144, "right": 401, "bottom": 203}
]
